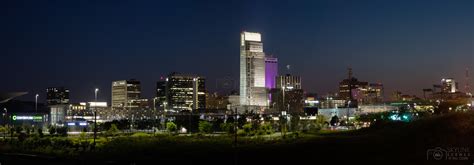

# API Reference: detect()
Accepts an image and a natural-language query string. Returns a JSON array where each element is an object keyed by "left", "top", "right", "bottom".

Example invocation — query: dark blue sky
[{"left": 1, "top": 0, "right": 473, "bottom": 103}]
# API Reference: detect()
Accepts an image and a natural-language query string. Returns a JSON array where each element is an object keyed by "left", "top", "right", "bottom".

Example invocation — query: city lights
[{"left": 1, "top": 1, "right": 473, "bottom": 164}]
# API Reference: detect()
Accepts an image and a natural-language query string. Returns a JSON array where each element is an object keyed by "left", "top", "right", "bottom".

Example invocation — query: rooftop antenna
[
  {"left": 348, "top": 67, "right": 353, "bottom": 79},
  {"left": 347, "top": 67, "right": 354, "bottom": 101},
  {"left": 466, "top": 67, "right": 471, "bottom": 95},
  {"left": 286, "top": 64, "right": 291, "bottom": 75}
]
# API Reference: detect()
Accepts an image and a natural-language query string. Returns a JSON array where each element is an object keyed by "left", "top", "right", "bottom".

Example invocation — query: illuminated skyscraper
[
  {"left": 156, "top": 73, "right": 206, "bottom": 111},
  {"left": 265, "top": 57, "right": 278, "bottom": 89},
  {"left": 240, "top": 31, "right": 267, "bottom": 107},
  {"left": 111, "top": 79, "right": 143, "bottom": 110},
  {"left": 442, "top": 78, "right": 458, "bottom": 93}
]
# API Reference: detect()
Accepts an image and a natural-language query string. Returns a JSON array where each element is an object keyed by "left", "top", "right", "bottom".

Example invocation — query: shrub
[
  {"left": 131, "top": 132, "right": 152, "bottom": 137},
  {"left": 237, "top": 129, "right": 246, "bottom": 136},
  {"left": 106, "top": 124, "right": 120, "bottom": 137},
  {"left": 259, "top": 123, "right": 274, "bottom": 135},
  {"left": 198, "top": 121, "right": 213, "bottom": 134},
  {"left": 220, "top": 123, "right": 235, "bottom": 135},
  {"left": 242, "top": 123, "right": 253, "bottom": 134},
  {"left": 166, "top": 122, "right": 177, "bottom": 134}
]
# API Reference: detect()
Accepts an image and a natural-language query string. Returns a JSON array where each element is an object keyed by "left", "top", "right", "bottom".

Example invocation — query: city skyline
[{"left": 2, "top": 0, "right": 473, "bottom": 102}]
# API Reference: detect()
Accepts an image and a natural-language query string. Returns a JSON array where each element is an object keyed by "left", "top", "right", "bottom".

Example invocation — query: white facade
[
  {"left": 240, "top": 31, "right": 267, "bottom": 107},
  {"left": 442, "top": 78, "right": 457, "bottom": 93}
]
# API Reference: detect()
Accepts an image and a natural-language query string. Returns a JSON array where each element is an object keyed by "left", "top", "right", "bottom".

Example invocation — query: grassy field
[{"left": 1, "top": 112, "right": 473, "bottom": 165}]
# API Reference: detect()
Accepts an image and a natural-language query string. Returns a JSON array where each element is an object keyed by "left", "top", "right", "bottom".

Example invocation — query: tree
[
  {"left": 37, "top": 128, "right": 44, "bottom": 137},
  {"left": 48, "top": 126, "right": 56, "bottom": 135},
  {"left": 0, "top": 126, "right": 6, "bottom": 134},
  {"left": 279, "top": 115, "right": 288, "bottom": 136},
  {"left": 56, "top": 126, "right": 68, "bottom": 137},
  {"left": 237, "top": 115, "right": 247, "bottom": 128},
  {"left": 198, "top": 121, "right": 213, "bottom": 134},
  {"left": 23, "top": 125, "right": 31, "bottom": 135},
  {"left": 106, "top": 124, "right": 120, "bottom": 137},
  {"left": 166, "top": 122, "right": 177, "bottom": 134},
  {"left": 15, "top": 126, "right": 23, "bottom": 134},
  {"left": 290, "top": 114, "right": 300, "bottom": 132},
  {"left": 316, "top": 115, "right": 327, "bottom": 126},
  {"left": 330, "top": 115, "right": 340, "bottom": 126}
]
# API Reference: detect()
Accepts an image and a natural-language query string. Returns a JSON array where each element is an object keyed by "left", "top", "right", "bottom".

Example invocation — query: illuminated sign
[
  {"left": 305, "top": 100, "right": 320, "bottom": 104},
  {"left": 243, "top": 32, "right": 261, "bottom": 42},
  {"left": 67, "top": 122, "right": 88, "bottom": 126},
  {"left": 88, "top": 102, "right": 107, "bottom": 107},
  {"left": 12, "top": 115, "right": 43, "bottom": 121}
]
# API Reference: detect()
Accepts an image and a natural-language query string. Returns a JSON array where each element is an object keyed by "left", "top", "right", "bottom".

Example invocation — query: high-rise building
[
  {"left": 442, "top": 78, "right": 458, "bottom": 93},
  {"left": 156, "top": 73, "right": 206, "bottom": 111},
  {"left": 339, "top": 78, "right": 368, "bottom": 101},
  {"left": 46, "top": 87, "right": 70, "bottom": 105},
  {"left": 155, "top": 80, "right": 167, "bottom": 110},
  {"left": 338, "top": 68, "right": 383, "bottom": 105},
  {"left": 271, "top": 74, "right": 304, "bottom": 114},
  {"left": 111, "top": 79, "right": 142, "bottom": 110},
  {"left": 276, "top": 74, "right": 302, "bottom": 90},
  {"left": 366, "top": 83, "right": 384, "bottom": 104},
  {"left": 265, "top": 57, "right": 278, "bottom": 89},
  {"left": 240, "top": 31, "right": 267, "bottom": 107}
]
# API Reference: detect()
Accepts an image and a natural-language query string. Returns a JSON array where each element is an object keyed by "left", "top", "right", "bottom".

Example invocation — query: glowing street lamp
[{"left": 35, "top": 94, "right": 39, "bottom": 112}]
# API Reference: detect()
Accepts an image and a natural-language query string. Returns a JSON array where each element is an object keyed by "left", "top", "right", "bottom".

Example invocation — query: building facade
[
  {"left": 276, "top": 74, "right": 302, "bottom": 90},
  {"left": 156, "top": 73, "right": 206, "bottom": 111},
  {"left": 111, "top": 79, "right": 142, "bottom": 110},
  {"left": 271, "top": 74, "right": 304, "bottom": 114},
  {"left": 442, "top": 78, "right": 458, "bottom": 93},
  {"left": 46, "top": 87, "right": 70, "bottom": 105},
  {"left": 155, "top": 81, "right": 167, "bottom": 110},
  {"left": 240, "top": 31, "right": 268, "bottom": 107},
  {"left": 206, "top": 92, "right": 229, "bottom": 110},
  {"left": 265, "top": 56, "right": 278, "bottom": 89},
  {"left": 338, "top": 69, "right": 383, "bottom": 105}
]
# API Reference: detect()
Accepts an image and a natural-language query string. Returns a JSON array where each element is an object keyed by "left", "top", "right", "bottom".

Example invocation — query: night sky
[{"left": 1, "top": 0, "right": 473, "bottom": 103}]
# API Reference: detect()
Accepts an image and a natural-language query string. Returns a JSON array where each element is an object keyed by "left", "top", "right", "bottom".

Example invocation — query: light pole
[
  {"left": 3, "top": 108, "right": 6, "bottom": 140},
  {"left": 35, "top": 94, "right": 39, "bottom": 112},
  {"left": 93, "top": 88, "right": 99, "bottom": 149}
]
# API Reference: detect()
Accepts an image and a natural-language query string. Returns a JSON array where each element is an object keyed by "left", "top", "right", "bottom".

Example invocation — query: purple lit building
[{"left": 265, "top": 57, "right": 278, "bottom": 89}]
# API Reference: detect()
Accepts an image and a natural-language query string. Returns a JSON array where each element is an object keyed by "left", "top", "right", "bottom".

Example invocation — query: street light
[
  {"left": 3, "top": 108, "right": 6, "bottom": 140},
  {"left": 93, "top": 88, "right": 99, "bottom": 149},
  {"left": 35, "top": 94, "right": 39, "bottom": 112}
]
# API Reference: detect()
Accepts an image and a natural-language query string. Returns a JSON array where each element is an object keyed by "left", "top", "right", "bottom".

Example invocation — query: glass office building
[{"left": 240, "top": 31, "right": 267, "bottom": 106}]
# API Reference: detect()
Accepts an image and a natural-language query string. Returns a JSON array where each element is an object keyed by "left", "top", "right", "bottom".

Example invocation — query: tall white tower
[{"left": 240, "top": 31, "right": 267, "bottom": 107}]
